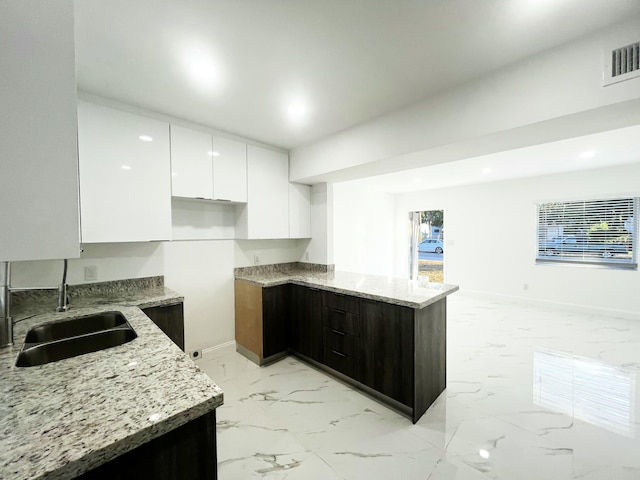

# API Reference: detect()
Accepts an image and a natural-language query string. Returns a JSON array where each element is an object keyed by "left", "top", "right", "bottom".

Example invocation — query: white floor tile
[{"left": 205, "top": 295, "right": 640, "bottom": 479}]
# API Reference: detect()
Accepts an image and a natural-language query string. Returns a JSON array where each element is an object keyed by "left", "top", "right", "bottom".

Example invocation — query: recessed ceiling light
[
  {"left": 579, "top": 150, "right": 596, "bottom": 159},
  {"left": 184, "top": 47, "right": 223, "bottom": 91},
  {"left": 208, "top": 151, "right": 220, "bottom": 157},
  {"left": 414, "top": 178, "right": 423, "bottom": 184},
  {"left": 479, "top": 449, "right": 490, "bottom": 459},
  {"left": 121, "top": 165, "right": 132, "bottom": 170},
  {"left": 139, "top": 135, "right": 153, "bottom": 142},
  {"left": 482, "top": 167, "right": 492, "bottom": 174},
  {"left": 285, "top": 97, "right": 310, "bottom": 125}
]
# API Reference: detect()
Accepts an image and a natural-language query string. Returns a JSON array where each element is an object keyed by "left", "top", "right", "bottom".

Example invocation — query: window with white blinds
[{"left": 536, "top": 197, "right": 639, "bottom": 269}]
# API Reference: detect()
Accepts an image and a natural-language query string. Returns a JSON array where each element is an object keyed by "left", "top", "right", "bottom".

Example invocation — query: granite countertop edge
[
  {"left": 235, "top": 270, "right": 459, "bottom": 309},
  {"left": 0, "top": 286, "right": 223, "bottom": 480}
]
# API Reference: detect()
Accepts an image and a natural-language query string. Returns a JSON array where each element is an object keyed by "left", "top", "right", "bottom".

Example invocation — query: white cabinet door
[
  {"left": 212, "top": 136, "right": 247, "bottom": 202},
  {"left": 237, "top": 146, "right": 289, "bottom": 239},
  {"left": 77, "top": 102, "right": 172, "bottom": 243},
  {"left": 289, "top": 183, "right": 311, "bottom": 238},
  {"left": 170, "top": 125, "right": 214, "bottom": 199},
  {"left": 0, "top": 0, "right": 80, "bottom": 261}
]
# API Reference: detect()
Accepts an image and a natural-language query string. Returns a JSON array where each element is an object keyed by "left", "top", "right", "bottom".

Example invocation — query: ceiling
[
  {"left": 340, "top": 124, "right": 640, "bottom": 194},
  {"left": 74, "top": 0, "right": 640, "bottom": 150}
]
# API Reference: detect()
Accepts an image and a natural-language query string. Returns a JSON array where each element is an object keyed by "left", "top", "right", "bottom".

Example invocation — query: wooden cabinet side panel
[
  {"left": 234, "top": 280, "right": 263, "bottom": 357},
  {"left": 413, "top": 299, "right": 447, "bottom": 423},
  {"left": 142, "top": 303, "right": 185, "bottom": 351}
]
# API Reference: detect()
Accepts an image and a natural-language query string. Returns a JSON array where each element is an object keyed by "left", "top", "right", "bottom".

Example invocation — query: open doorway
[{"left": 409, "top": 210, "right": 444, "bottom": 283}]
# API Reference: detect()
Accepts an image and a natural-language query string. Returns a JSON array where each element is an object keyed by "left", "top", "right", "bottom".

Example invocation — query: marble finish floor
[{"left": 197, "top": 294, "right": 640, "bottom": 479}]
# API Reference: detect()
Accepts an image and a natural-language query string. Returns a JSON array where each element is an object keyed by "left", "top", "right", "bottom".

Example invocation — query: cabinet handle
[
  {"left": 331, "top": 308, "right": 347, "bottom": 314},
  {"left": 331, "top": 329, "right": 346, "bottom": 336},
  {"left": 331, "top": 350, "right": 346, "bottom": 358}
]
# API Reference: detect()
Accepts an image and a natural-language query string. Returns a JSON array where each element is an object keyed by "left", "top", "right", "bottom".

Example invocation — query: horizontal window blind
[{"left": 536, "top": 197, "right": 638, "bottom": 269}]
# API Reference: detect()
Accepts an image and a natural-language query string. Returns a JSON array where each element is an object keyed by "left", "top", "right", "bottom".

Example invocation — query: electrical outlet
[
  {"left": 304, "top": 251, "right": 310, "bottom": 261},
  {"left": 190, "top": 349, "right": 202, "bottom": 360},
  {"left": 84, "top": 265, "right": 98, "bottom": 281},
  {"left": 523, "top": 283, "right": 529, "bottom": 291},
  {"left": 254, "top": 253, "right": 261, "bottom": 264}
]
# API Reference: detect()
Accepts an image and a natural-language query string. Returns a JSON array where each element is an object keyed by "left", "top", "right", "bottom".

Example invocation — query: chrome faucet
[{"left": 0, "top": 259, "right": 70, "bottom": 348}]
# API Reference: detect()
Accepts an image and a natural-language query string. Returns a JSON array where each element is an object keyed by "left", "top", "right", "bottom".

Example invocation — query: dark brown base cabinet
[
  {"left": 76, "top": 410, "right": 217, "bottom": 480},
  {"left": 289, "top": 285, "right": 323, "bottom": 362},
  {"left": 262, "top": 285, "right": 289, "bottom": 359},
  {"left": 235, "top": 280, "right": 448, "bottom": 423},
  {"left": 142, "top": 303, "right": 185, "bottom": 351}
]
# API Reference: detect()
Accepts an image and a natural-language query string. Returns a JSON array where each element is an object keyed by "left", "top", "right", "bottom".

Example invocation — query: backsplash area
[
  {"left": 11, "top": 276, "right": 165, "bottom": 312},
  {"left": 234, "top": 262, "right": 334, "bottom": 277}
]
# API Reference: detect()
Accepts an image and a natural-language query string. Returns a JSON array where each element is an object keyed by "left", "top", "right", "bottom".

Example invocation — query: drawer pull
[
  {"left": 331, "top": 328, "right": 346, "bottom": 336},
  {"left": 332, "top": 350, "right": 346, "bottom": 358},
  {"left": 331, "top": 308, "right": 347, "bottom": 314}
]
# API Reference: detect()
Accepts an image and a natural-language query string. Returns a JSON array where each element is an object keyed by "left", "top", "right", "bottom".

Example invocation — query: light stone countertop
[
  {"left": 235, "top": 269, "right": 459, "bottom": 309},
  {"left": 0, "top": 286, "right": 223, "bottom": 480}
]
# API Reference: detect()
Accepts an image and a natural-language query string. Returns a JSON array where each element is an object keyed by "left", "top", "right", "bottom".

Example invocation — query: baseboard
[
  {"left": 192, "top": 340, "right": 236, "bottom": 361},
  {"left": 457, "top": 289, "right": 640, "bottom": 320}
]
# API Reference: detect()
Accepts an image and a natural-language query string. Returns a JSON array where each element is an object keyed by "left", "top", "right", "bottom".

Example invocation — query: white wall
[
  {"left": 163, "top": 240, "right": 235, "bottom": 352},
  {"left": 333, "top": 183, "right": 396, "bottom": 276},
  {"left": 10, "top": 243, "right": 164, "bottom": 288},
  {"left": 171, "top": 199, "right": 236, "bottom": 240},
  {"left": 290, "top": 17, "right": 640, "bottom": 184},
  {"left": 304, "top": 183, "right": 334, "bottom": 265},
  {"left": 392, "top": 163, "right": 640, "bottom": 317},
  {"left": 234, "top": 239, "right": 307, "bottom": 267}
]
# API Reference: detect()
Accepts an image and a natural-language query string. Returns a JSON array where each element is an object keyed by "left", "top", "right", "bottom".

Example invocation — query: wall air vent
[
  {"left": 603, "top": 40, "right": 640, "bottom": 86},
  {"left": 612, "top": 42, "right": 640, "bottom": 77}
]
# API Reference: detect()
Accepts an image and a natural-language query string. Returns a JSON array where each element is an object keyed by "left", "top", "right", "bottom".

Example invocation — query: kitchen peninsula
[
  {"left": 0, "top": 278, "right": 223, "bottom": 480},
  {"left": 235, "top": 264, "right": 458, "bottom": 423}
]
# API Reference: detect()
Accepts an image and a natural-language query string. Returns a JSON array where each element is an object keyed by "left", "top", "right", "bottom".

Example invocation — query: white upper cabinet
[
  {"left": 77, "top": 101, "right": 172, "bottom": 243},
  {"left": 0, "top": 0, "right": 80, "bottom": 261},
  {"left": 236, "top": 146, "right": 289, "bottom": 239},
  {"left": 212, "top": 136, "right": 247, "bottom": 203},
  {"left": 289, "top": 183, "right": 311, "bottom": 238},
  {"left": 170, "top": 125, "right": 214, "bottom": 200},
  {"left": 169, "top": 125, "right": 247, "bottom": 203}
]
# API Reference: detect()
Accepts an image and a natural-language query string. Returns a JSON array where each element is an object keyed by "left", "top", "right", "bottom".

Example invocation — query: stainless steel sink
[
  {"left": 16, "top": 312, "right": 137, "bottom": 367},
  {"left": 24, "top": 311, "right": 127, "bottom": 343}
]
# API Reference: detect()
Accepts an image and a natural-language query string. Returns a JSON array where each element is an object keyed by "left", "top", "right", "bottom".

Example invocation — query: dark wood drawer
[
  {"left": 323, "top": 306, "right": 359, "bottom": 336},
  {"left": 323, "top": 326, "right": 359, "bottom": 357},
  {"left": 323, "top": 291, "right": 359, "bottom": 314},
  {"left": 324, "top": 347, "right": 359, "bottom": 379}
]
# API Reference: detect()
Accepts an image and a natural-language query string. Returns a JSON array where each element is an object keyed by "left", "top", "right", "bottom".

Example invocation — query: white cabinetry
[
  {"left": 289, "top": 183, "right": 311, "bottom": 238},
  {"left": 0, "top": 0, "right": 80, "bottom": 261},
  {"left": 212, "top": 136, "right": 247, "bottom": 203},
  {"left": 236, "top": 146, "right": 289, "bottom": 239},
  {"left": 170, "top": 125, "right": 213, "bottom": 199},
  {"left": 170, "top": 126, "right": 247, "bottom": 203},
  {"left": 77, "top": 101, "right": 172, "bottom": 243}
]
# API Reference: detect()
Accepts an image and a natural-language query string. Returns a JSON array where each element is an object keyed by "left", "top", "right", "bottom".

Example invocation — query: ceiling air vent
[{"left": 603, "top": 40, "right": 640, "bottom": 86}]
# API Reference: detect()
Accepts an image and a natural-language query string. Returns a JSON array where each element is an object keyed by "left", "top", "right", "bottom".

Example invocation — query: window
[{"left": 536, "top": 197, "right": 639, "bottom": 269}]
